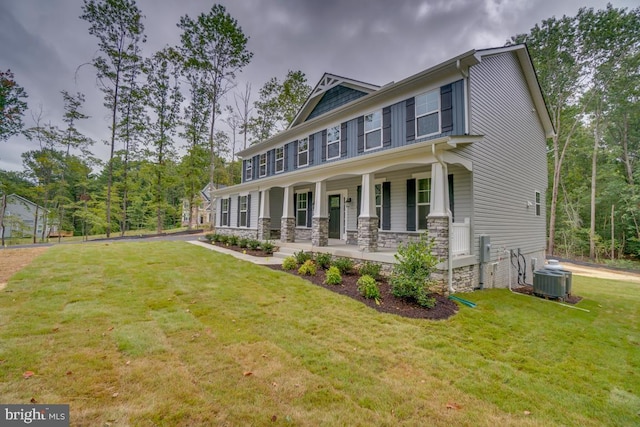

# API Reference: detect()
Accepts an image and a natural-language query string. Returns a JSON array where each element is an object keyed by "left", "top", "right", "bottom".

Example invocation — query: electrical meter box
[{"left": 479, "top": 235, "right": 491, "bottom": 263}]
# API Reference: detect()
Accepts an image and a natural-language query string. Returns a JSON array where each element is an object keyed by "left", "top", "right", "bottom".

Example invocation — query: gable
[{"left": 306, "top": 85, "right": 369, "bottom": 121}]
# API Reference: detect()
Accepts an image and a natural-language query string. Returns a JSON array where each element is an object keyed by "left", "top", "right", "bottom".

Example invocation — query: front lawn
[{"left": 0, "top": 242, "right": 638, "bottom": 426}]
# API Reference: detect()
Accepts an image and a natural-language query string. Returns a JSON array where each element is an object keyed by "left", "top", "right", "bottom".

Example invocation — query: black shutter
[
  {"left": 441, "top": 84, "right": 453, "bottom": 133},
  {"left": 382, "top": 107, "right": 391, "bottom": 147},
  {"left": 357, "top": 185, "right": 362, "bottom": 218},
  {"left": 284, "top": 143, "right": 289, "bottom": 172},
  {"left": 268, "top": 150, "right": 275, "bottom": 176},
  {"left": 242, "top": 160, "right": 246, "bottom": 182},
  {"left": 382, "top": 181, "right": 391, "bottom": 230},
  {"left": 253, "top": 155, "right": 259, "bottom": 180},
  {"left": 308, "top": 134, "right": 315, "bottom": 165},
  {"left": 448, "top": 174, "right": 455, "bottom": 222},
  {"left": 357, "top": 116, "right": 364, "bottom": 153},
  {"left": 406, "top": 179, "right": 416, "bottom": 231},
  {"left": 293, "top": 193, "right": 297, "bottom": 222},
  {"left": 405, "top": 97, "right": 415, "bottom": 143},
  {"left": 321, "top": 130, "right": 327, "bottom": 162},
  {"left": 340, "top": 122, "right": 347, "bottom": 157},
  {"left": 219, "top": 199, "right": 222, "bottom": 226},
  {"left": 237, "top": 196, "right": 241, "bottom": 227},
  {"left": 247, "top": 194, "right": 251, "bottom": 227},
  {"left": 293, "top": 140, "right": 298, "bottom": 168},
  {"left": 306, "top": 191, "right": 313, "bottom": 227}
]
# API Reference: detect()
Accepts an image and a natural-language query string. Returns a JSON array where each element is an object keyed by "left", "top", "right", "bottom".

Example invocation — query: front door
[{"left": 328, "top": 195, "right": 341, "bottom": 239}]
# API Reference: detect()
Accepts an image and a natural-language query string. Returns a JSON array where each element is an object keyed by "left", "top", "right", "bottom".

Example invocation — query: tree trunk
[
  {"left": 0, "top": 194, "right": 6, "bottom": 246},
  {"left": 208, "top": 86, "right": 218, "bottom": 232},
  {"left": 589, "top": 131, "right": 598, "bottom": 260},
  {"left": 33, "top": 205, "right": 39, "bottom": 244}
]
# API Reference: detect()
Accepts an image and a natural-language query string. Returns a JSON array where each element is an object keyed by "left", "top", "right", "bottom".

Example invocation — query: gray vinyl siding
[
  {"left": 249, "top": 190, "right": 259, "bottom": 227},
  {"left": 449, "top": 165, "right": 472, "bottom": 223},
  {"left": 307, "top": 85, "right": 368, "bottom": 121},
  {"left": 466, "top": 51, "right": 547, "bottom": 260},
  {"left": 390, "top": 101, "right": 406, "bottom": 148}
]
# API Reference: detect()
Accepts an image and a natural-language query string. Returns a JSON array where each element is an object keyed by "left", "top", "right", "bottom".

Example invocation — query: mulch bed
[
  {"left": 511, "top": 285, "right": 583, "bottom": 304},
  {"left": 267, "top": 265, "right": 459, "bottom": 320},
  {"left": 208, "top": 242, "right": 275, "bottom": 258}
]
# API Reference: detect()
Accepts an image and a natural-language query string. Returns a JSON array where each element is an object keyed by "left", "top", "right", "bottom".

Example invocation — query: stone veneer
[
  {"left": 295, "top": 228, "right": 312, "bottom": 240},
  {"left": 358, "top": 217, "right": 379, "bottom": 252},
  {"left": 311, "top": 217, "right": 328, "bottom": 247},
  {"left": 215, "top": 227, "right": 258, "bottom": 240},
  {"left": 280, "top": 217, "right": 296, "bottom": 242},
  {"left": 257, "top": 218, "right": 271, "bottom": 241},
  {"left": 427, "top": 216, "right": 449, "bottom": 259}
]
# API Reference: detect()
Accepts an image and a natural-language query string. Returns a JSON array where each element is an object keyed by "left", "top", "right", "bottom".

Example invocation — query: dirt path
[
  {"left": 561, "top": 261, "right": 640, "bottom": 284},
  {"left": 0, "top": 247, "right": 49, "bottom": 290}
]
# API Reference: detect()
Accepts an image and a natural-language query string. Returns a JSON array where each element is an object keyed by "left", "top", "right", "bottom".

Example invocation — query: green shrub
[
  {"left": 218, "top": 234, "right": 229, "bottom": 244},
  {"left": 238, "top": 238, "right": 248, "bottom": 248},
  {"left": 282, "top": 256, "right": 297, "bottom": 271},
  {"left": 332, "top": 257, "right": 354, "bottom": 274},
  {"left": 247, "top": 239, "right": 260, "bottom": 250},
  {"left": 228, "top": 235, "right": 239, "bottom": 246},
  {"left": 204, "top": 233, "right": 217, "bottom": 243},
  {"left": 324, "top": 266, "right": 342, "bottom": 285},
  {"left": 357, "top": 275, "right": 381, "bottom": 301},
  {"left": 358, "top": 261, "right": 382, "bottom": 280},
  {"left": 315, "top": 252, "right": 332, "bottom": 269},
  {"left": 261, "top": 240, "right": 275, "bottom": 255},
  {"left": 294, "top": 250, "right": 313, "bottom": 265},
  {"left": 298, "top": 260, "right": 317, "bottom": 276},
  {"left": 390, "top": 233, "right": 440, "bottom": 308}
]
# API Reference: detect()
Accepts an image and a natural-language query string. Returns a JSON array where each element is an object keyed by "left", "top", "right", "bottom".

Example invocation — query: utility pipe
[
  {"left": 505, "top": 249, "right": 512, "bottom": 291},
  {"left": 432, "top": 144, "right": 454, "bottom": 294}
]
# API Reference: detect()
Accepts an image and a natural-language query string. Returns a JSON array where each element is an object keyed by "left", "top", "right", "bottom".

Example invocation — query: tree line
[{"left": 0, "top": 0, "right": 311, "bottom": 243}]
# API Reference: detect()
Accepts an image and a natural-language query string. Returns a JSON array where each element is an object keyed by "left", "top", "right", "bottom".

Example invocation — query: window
[
  {"left": 296, "top": 193, "right": 308, "bottom": 227},
  {"left": 239, "top": 195, "right": 248, "bottom": 227},
  {"left": 375, "top": 183, "right": 382, "bottom": 228},
  {"left": 221, "top": 198, "right": 229, "bottom": 226},
  {"left": 259, "top": 153, "right": 267, "bottom": 177},
  {"left": 245, "top": 159, "right": 253, "bottom": 181},
  {"left": 275, "top": 146, "right": 284, "bottom": 173},
  {"left": 298, "top": 138, "right": 308, "bottom": 167},
  {"left": 535, "top": 191, "right": 541, "bottom": 217},
  {"left": 415, "top": 90, "right": 440, "bottom": 137},
  {"left": 364, "top": 111, "right": 382, "bottom": 150},
  {"left": 417, "top": 178, "right": 431, "bottom": 230},
  {"left": 326, "top": 125, "right": 340, "bottom": 159}
]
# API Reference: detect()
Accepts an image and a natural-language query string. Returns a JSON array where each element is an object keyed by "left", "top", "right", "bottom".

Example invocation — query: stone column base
[
  {"left": 427, "top": 216, "right": 449, "bottom": 259},
  {"left": 280, "top": 217, "right": 296, "bottom": 242},
  {"left": 312, "top": 217, "right": 328, "bottom": 247},
  {"left": 257, "top": 217, "right": 271, "bottom": 241},
  {"left": 358, "top": 216, "right": 379, "bottom": 252}
]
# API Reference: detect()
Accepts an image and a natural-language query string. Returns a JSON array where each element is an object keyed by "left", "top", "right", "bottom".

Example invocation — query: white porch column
[
  {"left": 358, "top": 173, "right": 378, "bottom": 252},
  {"left": 312, "top": 180, "right": 328, "bottom": 246},
  {"left": 429, "top": 161, "right": 449, "bottom": 217},
  {"left": 281, "top": 185, "right": 295, "bottom": 242},
  {"left": 259, "top": 188, "right": 270, "bottom": 219},
  {"left": 258, "top": 188, "right": 271, "bottom": 240},
  {"left": 359, "top": 173, "right": 376, "bottom": 218}
]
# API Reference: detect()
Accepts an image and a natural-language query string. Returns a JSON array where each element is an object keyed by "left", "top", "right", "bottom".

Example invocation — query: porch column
[
  {"left": 280, "top": 185, "right": 295, "bottom": 242},
  {"left": 357, "top": 173, "right": 378, "bottom": 252},
  {"left": 312, "top": 180, "right": 328, "bottom": 247},
  {"left": 257, "top": 188, "right": 271, "bottom": 240},
  {"left": 428, "top": 161, "right": 449, "bottom": 259}
]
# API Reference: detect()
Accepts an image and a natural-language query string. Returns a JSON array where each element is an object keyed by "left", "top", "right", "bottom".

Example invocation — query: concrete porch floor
[{"left": 274, "top": 238, "right": 398, "bottom": 264}]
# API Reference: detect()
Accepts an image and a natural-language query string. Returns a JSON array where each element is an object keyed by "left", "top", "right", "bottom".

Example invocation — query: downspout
[{"left": 432, "top": 144, "right": 454, "bottom": 294}]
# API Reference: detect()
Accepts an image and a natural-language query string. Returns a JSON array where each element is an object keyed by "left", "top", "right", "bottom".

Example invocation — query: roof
[{"left": 6, "top": 193, "right": 49, "bottom": 212}]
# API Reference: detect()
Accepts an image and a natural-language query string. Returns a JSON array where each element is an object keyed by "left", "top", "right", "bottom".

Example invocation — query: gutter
[{"left": 432, "top": 143, "right": 454, "bottom": 294}]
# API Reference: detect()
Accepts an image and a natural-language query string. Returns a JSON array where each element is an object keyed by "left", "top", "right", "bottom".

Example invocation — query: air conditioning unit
[{"left": 533, "top": 270, "right": 569, "bottom": 299}]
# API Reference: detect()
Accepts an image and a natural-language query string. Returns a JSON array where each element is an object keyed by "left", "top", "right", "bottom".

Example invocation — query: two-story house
[{"left": 212, "top": 45, "right": 554, "bottom": 292}]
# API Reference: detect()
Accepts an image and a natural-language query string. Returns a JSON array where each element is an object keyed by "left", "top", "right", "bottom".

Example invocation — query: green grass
[{"left": 0, "top": 241, "right": 638, "bottom": 426}]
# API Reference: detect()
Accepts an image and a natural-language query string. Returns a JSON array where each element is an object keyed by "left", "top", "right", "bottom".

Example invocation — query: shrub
[
  {"left": 332, "top": 257, "right": 354, "bottom": 274},
  {"left": 324, "top": 266, "right": 342, "bottom": 285},
  {"left": 390, "top": 233, "right": 440, "bottom": 308},
  {"left": 357, "top": 275, "right": 381, "bottom": 301},
  {"left": 204, "top": 233, "right": 217, "bottom": 243},
  {"left": 315, "top": 252, "right": 332, "bottom": 269},
  {"left": 298, "top": 260, "right": 317, "bottom": 276},
  {"left": 247, "top": 239, "right": 261, "bottom": 250},
  {"left": 261, "top": 240, "right": 275, "bottom": 255},
  {"left": 228, "top": 235, "right": 239, "bottom": 246},
  {"left": 294, "top": 250, "right": 313, "bottom": 265},
  {"left": 218, "top": 234, "right": 229, "bottom": 244},
  {"left": 282, "top": 256, "right": 297, "bottom": 271},
  {"left": 238, "top": 238, "right": 248, "bottom": 248},
  {"left": 359, "top": 261, "right": 382, "bottom": 280}
]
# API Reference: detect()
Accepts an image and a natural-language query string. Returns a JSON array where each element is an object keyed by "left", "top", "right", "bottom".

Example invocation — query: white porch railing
[{"left": 451, "top": 218, "right": 470, "bottom": 256}]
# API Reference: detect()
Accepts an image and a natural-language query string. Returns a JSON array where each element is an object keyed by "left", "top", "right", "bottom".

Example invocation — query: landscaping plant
[
  {"left": 294, "top": 250, "right": 313, "bottom": 265},
  {"left": 324, "top": 266, "right": 342, "bottom": 285},
  {"left": 332, "top": 257, "right": 354, "bottom": 274},
  {"left": 282, "top": 256, "right": 297, "bottom": 271},
  {"left": 260, "top": 240, "right": 275, "bottom": 255},
  {"left": 357, "top": 274, "right": 381, "bottom": 302},
  {"left": 228, "top": 235, "right": 239, "bottom": 246},
  {"left": 315, "top": 252, "right": 332, "bottom": 270},
  {"left": 238, "top": 237, "right": 248, "bottom": 248},
  {"left": 298, "top": 259, "right": 317, "bottom": 276},
  {"left": 247, "top": 239, "right": 261, "bottom": 250},
  {"left": 358, "top": 261, "right": 382, "bottom": 280},
  {"left": 390, "top": 233, "right": 440, "bottom": 308}
]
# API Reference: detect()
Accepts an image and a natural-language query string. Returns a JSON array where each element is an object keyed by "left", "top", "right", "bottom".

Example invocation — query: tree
[
  {"left": 143, "top": 47, "right": 183, "bottom": 233},
  {"left": 178, "top": 4, "right": 252, "bottom": 230},
  {"left": 247, "top": 70, "right": 311, "bottom": 144},
  {"left": 80, "top": 0, "right": 146, "bottom": 238},
  {"left": 0, "top": 70, "right": 28, "bottom": 141},
  {"left": 234, "top": 82, "right": 252, "bottom": 151}
]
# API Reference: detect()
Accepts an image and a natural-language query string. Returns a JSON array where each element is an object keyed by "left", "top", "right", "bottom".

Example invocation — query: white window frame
[
  {"left": 221, "top": 198, "right": 229, "bottom": 226},
  {"left": 535, "top": 191, "right": 541, "bottom": 217},
  {"left": 259, "top": 153, "right": 267, "bottom": 177},
  {"left": 364, "top": 110, "right": 382, "bottom": 151},
  {"left": 296, "top": 192, "right": 308, "bottom": 227},
  {"left": 245, "top": 158, "right": 253, "bottom": 181},
  {"left": 416, "top": 177, "right": 431, "bottom": 230},
  {"left": 275, "top": 146, "right": 284, "bottom": 173},
  {"left": 298, "top": 137, "right": 309, "bottom": 167},
  {"left": 239, "top": 195, "right": 248, "bottom": 227},
  {"left": 415, "top": 89, "right": 440, "bottom": 138},
  {"left": 326, "top": 125, "right": 340, "bottom": 160}
]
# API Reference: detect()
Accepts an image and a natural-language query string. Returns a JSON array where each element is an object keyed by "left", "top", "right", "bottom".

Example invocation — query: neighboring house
[
  {"left": 212, "top": 45, "right": 554, "bottom": 291},
  {"left": 181, "top": 184, "right": 213, "bottom": 228},
  {"left": 0, "top": 194, "right": 50, "bottom": 239}
]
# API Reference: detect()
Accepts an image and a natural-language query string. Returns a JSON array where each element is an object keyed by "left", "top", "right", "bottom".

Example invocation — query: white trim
[
  {"left": 326, "top": 124, "right": 341, "bottom": 160},
  {"left": 297, "top": 137, "right": 309, "bottom": 168},
  {"left": 415, "top": 89, "right": 441, "bottom": 138},
  {"left": 363, "top": 110, "right": 382, "bottom": 152},
  {"left": 245, "top": 158, "right": 253, "bottom": 181},
  {"left": 411, "top": 171, "right": 430, "bottom": 179},
  {"left": 275, "top": 146, "right": 284, "bottom": 174},
  {"left": 259, "top": 153, "right": 267, "bottom": 178}
]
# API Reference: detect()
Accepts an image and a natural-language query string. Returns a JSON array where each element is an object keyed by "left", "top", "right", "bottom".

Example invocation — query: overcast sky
[{"left": 0, "top": 0, "right": 635, "bottom": 172}]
